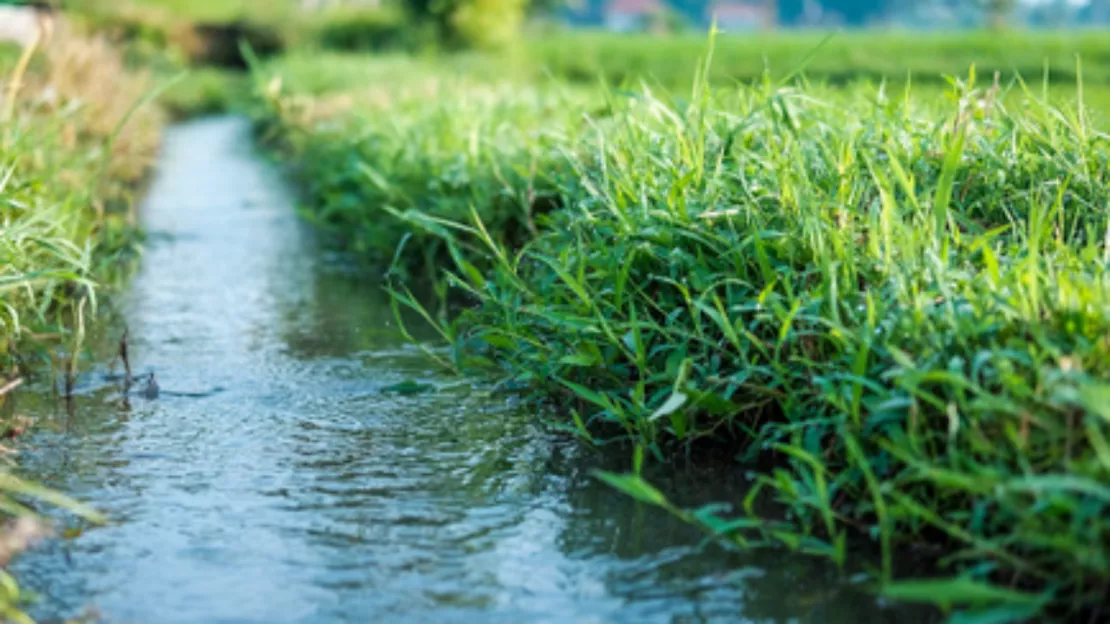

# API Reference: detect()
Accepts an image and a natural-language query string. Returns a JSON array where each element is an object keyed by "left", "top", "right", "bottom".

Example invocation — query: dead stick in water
[
  {"left": 0, "top": 379, "right": 24, "bottom": 397},
  {"left": 65, "top": 296, "right": 87, "bottom": 399},
  {"left": 63, "top": 356, "right": 74, "bottom": 399},
  {"left": 118, "top": 329, "right": 132, "bottom": 385}
]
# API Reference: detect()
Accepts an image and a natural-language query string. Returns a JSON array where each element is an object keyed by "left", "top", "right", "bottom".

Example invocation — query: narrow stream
[{"left": 9, "top": 118, "right": 928, "bottom": 623}]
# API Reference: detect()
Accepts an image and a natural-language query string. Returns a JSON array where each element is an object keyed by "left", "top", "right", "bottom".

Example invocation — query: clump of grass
[
  {"left": 259, "top": 43, "right": 1110, "bottom": 619},
  {"left": 308, "top": 5, "right": 408, "bottom": 53},
  {"left": 407, "top": 67, "right": 1110, "bottom": 619},
  {"left": 2, "top": 23, "right": 163, "bottom": 371},
  {"left": 0, "top": 23, "right": 161, "bottom": 620}
]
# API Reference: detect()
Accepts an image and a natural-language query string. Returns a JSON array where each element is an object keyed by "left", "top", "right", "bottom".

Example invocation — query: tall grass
[
  {"left": 1, "top": 28, "right": 161, "bottom": 618},
  {"left": 255, "top": 38, "right": 1110, "bottom": 620},
  {"left": 2, "top": 27, "right": 162, "bottom": 370}
]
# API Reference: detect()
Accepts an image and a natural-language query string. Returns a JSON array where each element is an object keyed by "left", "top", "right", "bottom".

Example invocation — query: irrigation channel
[{"left": 8, "top": 117, "right": 932, "bottom": 623}]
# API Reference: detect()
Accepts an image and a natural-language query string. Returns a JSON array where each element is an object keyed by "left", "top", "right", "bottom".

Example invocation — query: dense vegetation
[
  {"left": 5, "top": 1, "right": 1110, "bottom": 621},
  {"left": 250, "top": 27, "right": 1110, "bottom": 622},
  {"left": 1, "top": 28, "right": 162, "bottom": 373},
  {"left": 1, "top": 23, "right": 162, "bottom": 621}
]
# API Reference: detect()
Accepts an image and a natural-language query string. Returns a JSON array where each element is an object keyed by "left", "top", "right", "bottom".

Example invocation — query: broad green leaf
[
  {"left": 0, "top": 474, "right": 106, "bottom": 524},
  {"left": 883, "top": 578, "right": 1042, "bottom": 607},
  {"left": 593, "top": 471, "right": 668, "bottom": 507},
  {"left": 649, "top": 391, "right": 687, "bottom": 422},
  {"left": 1002, "top": 474, "right": 1110, "bottom": 503},
  {"left": 558, "top": 379, "right": 612, "bottom": 410},
  {"left": 1078, "top": 383, "right": 1110, "bottom": 422},
  {"left": 559, "top": 353, "right": 599, "bottom": 367}
]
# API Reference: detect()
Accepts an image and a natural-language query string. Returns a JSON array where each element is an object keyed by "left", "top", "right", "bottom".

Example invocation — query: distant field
[
  {"left": 526, "top": 30, "right": 1110, "bottom": 89},
  {"left": 75, "top": 0, "right": 299, "bottom": 22},
  {"left": 255, "top": 28, "right": 1110, "bottom": 122},
  {"left": 518, "top": 30, "right": 1110, "bottom": 127},
  {"left": 262, "top": 45, "right": 1110, "bottom": 131}
]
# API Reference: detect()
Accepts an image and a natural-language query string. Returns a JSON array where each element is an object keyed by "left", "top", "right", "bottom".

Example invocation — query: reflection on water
[{"left": 8, "top": 118, "right": 931, "bottom": 623}]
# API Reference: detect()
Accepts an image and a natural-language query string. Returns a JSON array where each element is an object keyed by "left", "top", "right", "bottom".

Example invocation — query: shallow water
[{"left": 9, "top": 118, "right": 929, "bottom": 624}]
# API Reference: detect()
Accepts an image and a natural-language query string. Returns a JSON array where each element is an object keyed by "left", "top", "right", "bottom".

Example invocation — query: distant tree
[
  {"left": 403, "top": 0, "right": 525, "bottom": 48},
  {"left": 404, "top": 0, "right": 452, "bottom": 38},
  {"left": 451, "top": 0, "right": 527, "bottom": 47}
]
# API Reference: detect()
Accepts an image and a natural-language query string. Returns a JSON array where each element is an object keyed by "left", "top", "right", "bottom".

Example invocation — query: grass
[
  {"left": 252, "top": 30, "right": 1110, "bottom": 622},
  {"left": 1, "top": 26, "right": 163, "bottom": 620},
  {"left": 74, "top": 0, "right": 301, "bottom": 24},
  {"left": 526, "top": 29, "right": 1110, "bottom": 90},
  {"left": 159, "top": 67, "right": 249, "bottom": 119},
  {"left": 2, "top": 27, "right": 163, "bottom": 370}
]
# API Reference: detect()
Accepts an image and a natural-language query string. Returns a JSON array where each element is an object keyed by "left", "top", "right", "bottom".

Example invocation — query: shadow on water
[{"left": 6, "top": 117, "right": 935, "bottom": 623}]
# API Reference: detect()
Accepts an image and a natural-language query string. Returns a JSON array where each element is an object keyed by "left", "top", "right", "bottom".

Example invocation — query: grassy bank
[
  {"left": 2, "top": 29, "right": 163, "bottom": 373},
  {"left": 253, "top": 33, "right": 1110, "bottom": 621},
  {"left": 1, "top": 27, "right": 162, "bottom": 618}
]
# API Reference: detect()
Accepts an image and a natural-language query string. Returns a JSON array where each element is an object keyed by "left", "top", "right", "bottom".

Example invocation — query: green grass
[
  {"left": 252, "top": 35, "right": 1110, "bottom": 621},
  {"left": 1, "top": 31, "right": 162, "bottom": 621},
  {"left": 2, "top": 35, "right": 161, "bottom": 371},
  {"left": 74, "top": 0, "right": 301, "bottom": 23},
  {"left": 160, "top": 67, "right": 249, "bottom": 119},
  {"left": 527, "top": 30, "right": 1110, "bottom": 91}
]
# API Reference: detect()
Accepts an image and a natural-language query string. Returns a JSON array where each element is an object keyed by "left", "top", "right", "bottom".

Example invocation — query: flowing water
[{"left": 9, "top": 118, "right": 931, "bottom": 623}]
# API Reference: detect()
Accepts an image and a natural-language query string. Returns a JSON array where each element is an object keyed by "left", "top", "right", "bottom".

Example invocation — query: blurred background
[{"left": 3, "top": 0, "right": 1104, "bottom": 119}]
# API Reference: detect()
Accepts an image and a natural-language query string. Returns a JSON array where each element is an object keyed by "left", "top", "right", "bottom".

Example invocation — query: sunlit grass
[
  {"left": 0, "top": 25, "right": 161, "bottom": 620},
  {"left": 254, "top": 33, "right": 1110, "bottom": 621},
  {"left": 77, "top": 0, "right": 300, "bottom": 23},
  {"left": 2, "top": 27, "right": 162, "bottom": 368}
]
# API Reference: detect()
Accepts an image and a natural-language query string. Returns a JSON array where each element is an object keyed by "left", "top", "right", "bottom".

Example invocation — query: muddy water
[{"left": 10, "top": 118, "right": 926, "bottom": 623}]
